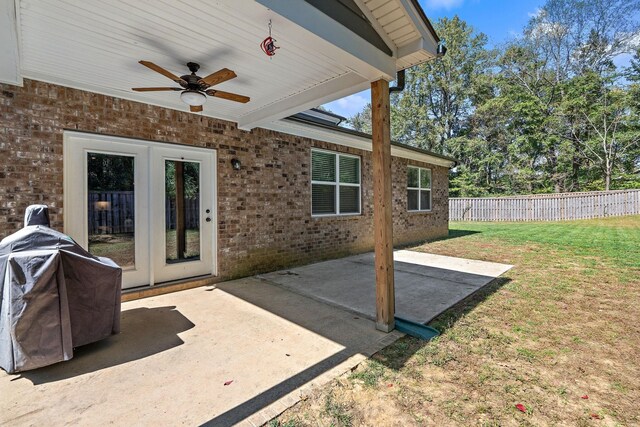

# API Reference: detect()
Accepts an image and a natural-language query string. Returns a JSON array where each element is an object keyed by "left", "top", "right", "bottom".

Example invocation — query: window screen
[{"left": 311, "top": 150, "right": 361, "bottom": 215}]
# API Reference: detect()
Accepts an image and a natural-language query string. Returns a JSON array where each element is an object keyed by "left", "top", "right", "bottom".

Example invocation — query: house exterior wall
[{"left": 0, "top": 80, "right": 449, "bottom": 280}]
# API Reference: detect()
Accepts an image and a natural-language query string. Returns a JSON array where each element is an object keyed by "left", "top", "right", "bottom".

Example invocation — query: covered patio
[
  {"left": 0, "top": 0, "right": 469, "bottom": 424},
  {"left": 1, "top": 0, "right": 444, "bottom": 331},
  {"left": 1, "top": 250, "right": 510, "bottom": 426}
]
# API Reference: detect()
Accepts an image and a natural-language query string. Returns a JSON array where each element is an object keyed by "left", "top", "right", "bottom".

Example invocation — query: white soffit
[
  {"left": 14, "top": 0, "right": 439, "bottom": 129},
  {"left": 15, "top": 0, "right": 389, "bottom": 129},
  {"left": 0, "top": 0, "right": 21, "bottom": 85},
  {"left": 264, "top": 119, "right": 455, "bottom": 168}
]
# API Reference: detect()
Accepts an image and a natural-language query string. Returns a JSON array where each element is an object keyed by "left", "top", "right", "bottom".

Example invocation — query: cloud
[
  {"left": 424, "top": 0, "right": 464, "bottom": 10},
  {"left": 323, "top": 90, "right": 370, "bottom": 118}
]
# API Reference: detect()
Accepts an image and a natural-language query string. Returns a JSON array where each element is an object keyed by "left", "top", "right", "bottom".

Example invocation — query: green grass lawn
[
  {"left": 274, "top": 216, "right": 640, "bottom": 426},
  {"left": 449, "top": 216, "right": 640, "bottom": 269}
]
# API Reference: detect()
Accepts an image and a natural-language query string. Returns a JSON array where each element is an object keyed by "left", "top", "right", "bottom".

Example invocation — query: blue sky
[{"left": 323, "top": 0, "right": 545, "bottom": 118}]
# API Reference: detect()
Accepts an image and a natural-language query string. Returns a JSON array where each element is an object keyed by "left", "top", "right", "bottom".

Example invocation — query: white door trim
[{"left": 63, "top": 131, "right": 217, "bottom": 288}]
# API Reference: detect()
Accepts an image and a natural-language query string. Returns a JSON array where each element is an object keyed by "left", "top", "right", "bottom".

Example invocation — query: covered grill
[{"left": 0, "top": 205, "right": 122, "bottom": 374}]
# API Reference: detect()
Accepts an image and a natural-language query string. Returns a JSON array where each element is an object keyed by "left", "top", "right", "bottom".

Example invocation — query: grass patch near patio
[{"left": 274, "top": 216, "right": 640, "bottom": 426}]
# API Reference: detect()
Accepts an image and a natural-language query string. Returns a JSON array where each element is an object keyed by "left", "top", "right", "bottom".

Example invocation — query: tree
[
  {"left": 165, "top": 161, "right": 200, "bottom": 199},
  {"left": 348, "top": 103, "right": 372, "bottom": 134},
  {"left": 500, "top": 0, "right": 640, "bottom": 192},
  {"left": 345, "top": 5, "right": 640, "bottom": 196},
  {"left": 391, "top": 16, "right": 495, "bottom": 153},
  {"left": 561, "top": 72, "right": 639, "bottom": 190},
  {"left": 496, "top": 44, "right": 568, "bottom": 193},
  {"left": 627, "top": 48, "right": 640, "bottom": 84},
  {"left": 525, "top": 0, "right": 640, "bottom": 79},
  {"left": 88, "top": 154, "right": 134, "bottom": 192}
]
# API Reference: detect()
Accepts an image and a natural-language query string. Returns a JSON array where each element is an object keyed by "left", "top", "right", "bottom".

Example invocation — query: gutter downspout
[
  {"left": 389, "top": 69, "right": 405, "bottom": 93},
  {"left": 389, "top": 41, "right": 446, "bottom": 94}
]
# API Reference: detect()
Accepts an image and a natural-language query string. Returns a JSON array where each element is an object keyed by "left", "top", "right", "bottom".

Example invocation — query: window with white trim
[
  {"left": 407, "top": 166, "right": 432, "bottom": 211},
  {"left": 311, "top": 149, "right": 361, "bottom": 216}
]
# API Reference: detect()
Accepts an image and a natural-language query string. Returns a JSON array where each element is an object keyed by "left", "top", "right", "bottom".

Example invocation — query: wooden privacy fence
[
  {"left": 449, "top": 189, "right": 640, "bottom": 221},
  {"left": 88, "top": 191, "right": 199, "bottom": 234}
]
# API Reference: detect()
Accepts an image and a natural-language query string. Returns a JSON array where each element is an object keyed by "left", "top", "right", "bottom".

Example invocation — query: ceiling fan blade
[
  {"left": 206, "top": 89, "right": 250, "bottom": 103},
  {"left": 198, "top": 68, "right": 237, "bottom": 87},
  {"left": 190, "top": 105, "right": 203, "bottom": 113},
  {"left": 139, "top": 60, "right": 186, "bottom": 85},
  {"left": 132, "top": 87, "right": 183, "bottom": 92}
]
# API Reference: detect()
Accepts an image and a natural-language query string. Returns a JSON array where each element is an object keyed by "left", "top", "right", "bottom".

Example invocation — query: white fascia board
[
  {"left": 0, "top": 0, "right": 22, "bottom": 86},
  {"left": 393, "top": 3, "right": 439, "bottom": 66},
  {"left": 255, "top": 0, "right": 397, "bottom": 81},
  {"left": 391, "top": 143, "right": 455, "bottom": 167},
  {"left": 397, "top": 37, "right": 436, "bottom": 61},
  {"left": 237, "top": 73, "right": 370, "bottom": 131},
  {"left": 262, "top": 119, "right": 455, "bottom": 168}
]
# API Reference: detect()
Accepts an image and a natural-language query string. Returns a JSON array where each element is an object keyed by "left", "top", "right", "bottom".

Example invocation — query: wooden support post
[
  {"left": 175, "top": 161, "right": 186, "bottom": 259},
  {"left": 371, "top": 79, "right": 395, "bottom": 332}
]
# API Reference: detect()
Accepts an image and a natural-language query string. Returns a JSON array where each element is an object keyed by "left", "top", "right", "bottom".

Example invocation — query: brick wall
[{"left": 0, "top": 80, "right": 449, "bottom": 280}]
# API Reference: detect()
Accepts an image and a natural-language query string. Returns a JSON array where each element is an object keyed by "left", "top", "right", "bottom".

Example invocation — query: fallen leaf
[
  {"left": 581, "top": 395, "right": 589, "bottom": 399},
  {"left": 387, "top": 383, "right": 393, "bottom": 388},
  {"left": 224, "top": 380, "right": 233, "bottom": 386},
  {"left": 515, "top": 403, "right": 527, "bottom": 413},
  {"left": 590, "top": 413, "right": 602, "bottom": 419}
]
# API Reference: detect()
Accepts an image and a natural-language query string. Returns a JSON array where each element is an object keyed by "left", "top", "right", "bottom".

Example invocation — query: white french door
[
  {"left": 64, "top": 132, "right": 216, "bottom": 289},
  {"left": 151, "top": 146, "right": 214, "bottom": 283}
]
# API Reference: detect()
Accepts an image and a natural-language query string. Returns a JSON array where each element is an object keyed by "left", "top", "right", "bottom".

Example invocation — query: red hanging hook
[{"left": 260, "top": 20, "right": 279, "bottom": 57}]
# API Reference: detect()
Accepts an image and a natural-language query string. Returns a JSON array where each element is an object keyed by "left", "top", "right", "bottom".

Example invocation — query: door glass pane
[
  {"left": 165, "top": 160, "right": 200, "bottom": 263},
  {"left": 87, "top": 153, "right": 135, "bottom": 269}
]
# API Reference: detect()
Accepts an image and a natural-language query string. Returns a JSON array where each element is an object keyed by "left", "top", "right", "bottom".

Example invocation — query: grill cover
[{"left": 0, "top": 205, "right": 122, "bottom": 373}]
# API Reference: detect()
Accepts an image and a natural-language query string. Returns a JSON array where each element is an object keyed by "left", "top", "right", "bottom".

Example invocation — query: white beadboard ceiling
[
  {"left": 365, "top": 0, "right": 421, "bottom": 46},
  {"left": 11, "top": 0, "right": 439, "bottom": 128}
]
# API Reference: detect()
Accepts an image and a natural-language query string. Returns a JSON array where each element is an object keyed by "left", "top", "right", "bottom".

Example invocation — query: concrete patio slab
[
  {"left": 0, "top": 278, "right": 401, "bottom": 427},
  {"left": 259, "top": 250, "right": 513, "bottom": 324}
]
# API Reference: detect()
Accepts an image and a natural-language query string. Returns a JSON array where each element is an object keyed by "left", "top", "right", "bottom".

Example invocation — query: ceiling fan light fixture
[{"left": 180, "top": 90, "right": 207, "bottom": 107}]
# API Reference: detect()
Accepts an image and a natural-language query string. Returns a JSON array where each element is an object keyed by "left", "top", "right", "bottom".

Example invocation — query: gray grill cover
[{"left": 0, "top": 206, "right": 122, "bottom": 373}]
